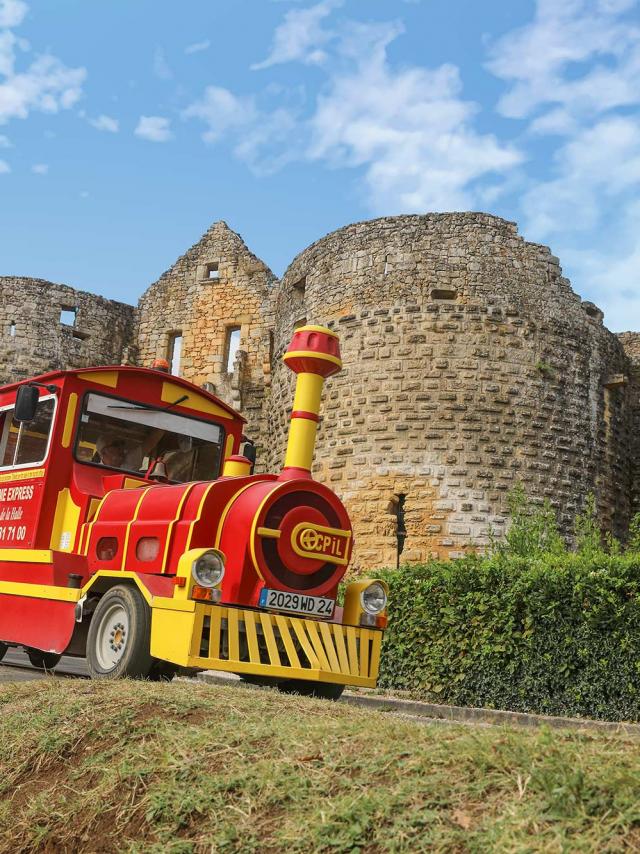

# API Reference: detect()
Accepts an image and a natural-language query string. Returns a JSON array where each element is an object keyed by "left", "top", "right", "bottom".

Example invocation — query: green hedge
[{"left": 378, "top": 553, "right": 640, "bottom": 721}]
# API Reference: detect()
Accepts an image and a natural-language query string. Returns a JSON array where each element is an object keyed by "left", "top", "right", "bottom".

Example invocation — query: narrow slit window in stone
[
  {"left": 168, "top": 332, "right": 183, "bottom": 375},
  {"left": 225, "top": 327, "right": 241, "bottom": 373}
]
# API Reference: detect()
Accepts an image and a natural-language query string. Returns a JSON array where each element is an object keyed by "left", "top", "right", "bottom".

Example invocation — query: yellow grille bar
[{"left": 185, "top": 605, "right": 382, "bottom": 687}]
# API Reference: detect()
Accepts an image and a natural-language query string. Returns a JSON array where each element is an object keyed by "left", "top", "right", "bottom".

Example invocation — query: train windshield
[{"left": 75, "top": 393, "right": 224, "bottom": 482}]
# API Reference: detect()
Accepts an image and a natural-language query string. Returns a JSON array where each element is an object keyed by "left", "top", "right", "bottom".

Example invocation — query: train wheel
[
  {"left": 27, "top": 650, "right": 61, "bottom": 670},
  {"left": 86, "top": 585, "right": 153, "bottom": 679},
  {"left": 277, "top": 679, "right": 345, "bottom": 701},
  {"left": 0, "top": 642, "right": 7, "bottom": 662},
  {"left": 147, "top": 660, "right": 178, "bottom": 682}
]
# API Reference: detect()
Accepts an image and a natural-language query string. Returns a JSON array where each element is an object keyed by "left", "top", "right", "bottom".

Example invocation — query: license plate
[{"left": 259, "top": 588, "right": 335, "bottom": 618}]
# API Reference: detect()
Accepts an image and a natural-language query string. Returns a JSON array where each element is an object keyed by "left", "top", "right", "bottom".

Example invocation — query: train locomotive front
[{"left": 0, "top": 325, "right": 387, "bottom": 698}]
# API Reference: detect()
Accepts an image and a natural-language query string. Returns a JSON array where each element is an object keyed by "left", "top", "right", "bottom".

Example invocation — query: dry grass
[{"left": 0, "top": 679, "right": 640, "bottom": 852}]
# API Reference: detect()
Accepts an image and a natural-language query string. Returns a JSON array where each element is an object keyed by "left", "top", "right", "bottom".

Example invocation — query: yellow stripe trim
[
  {"left": 161, "top": 382, "right": 234, "bottom": 420},
  {"left": 274, "top": 615, "right": 301, "bottom": 669},
  {"left": 319, "top": 621, "right": 341, "bottom": 673},
  {"left": 359, "top": 628, "right": 371, "bottom": 678},
  {"left": 259, "top": 612, "right": 281, "bottom": 667},
  {"left": 78, "top": 370, "right": 119, "bottom": 388},
  {"left": 160, "top": 484, "right": 196, "bottom": 573},
  {"left": 227, "top": 608, "right": 240, "bottom": 662},
  {"left": 121, "top": 487, "right": 152, "bottom": 570},
  {"left": 61, "top": 393, "right": 78, "bottom": 448},
  {"left": 290, "top": 617, "right": 320, "bottom": 669},
  {"left": 249, "top": 483, "right": 286, "bottom": 577},
  {"left": 293, "top": 325, "right": 338, "bottom": 339},
  {"left": 244, "top": 610, "right": 260, "bottom": 663},
  {"left": 0, "top": 468, "right": 44, "bottom": 483},
  {"left": 208, "top": 607, "right": 222, "bottom": 659},
  {"left": 257, "top": 527, "right": 281, "bottom": 539},
  {"left": 211, "top": 481, "right": 256, "bottom": 550},
  {"left": 0, "top": 549, "right": 53, "bottom": 564},
  {"left": 284, "top": 350, "right": 342, "bottom": 368}
]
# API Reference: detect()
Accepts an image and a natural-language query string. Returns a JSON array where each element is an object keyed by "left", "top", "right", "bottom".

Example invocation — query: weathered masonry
[{"left": 2, "top": 214, "right": 639, "bottom": 570}]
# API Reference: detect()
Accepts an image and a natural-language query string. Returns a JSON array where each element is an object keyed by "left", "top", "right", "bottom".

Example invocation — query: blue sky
[{"left": 1, "top": 0, "right": 639, "bottom": 331}]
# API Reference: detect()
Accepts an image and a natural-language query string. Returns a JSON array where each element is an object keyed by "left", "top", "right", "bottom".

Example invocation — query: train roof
[{"left": 1, "top": 364, "right": 246, "bottom": 424}]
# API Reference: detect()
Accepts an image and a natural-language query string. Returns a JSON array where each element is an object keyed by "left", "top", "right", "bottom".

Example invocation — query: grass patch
[{"left": 1, "top": 680, "right": 640, "bottom": 851}]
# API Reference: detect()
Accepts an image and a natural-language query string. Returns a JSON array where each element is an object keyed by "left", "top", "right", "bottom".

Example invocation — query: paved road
[{"left": 0, "top": 650, "right": 89, "bottom": 682}]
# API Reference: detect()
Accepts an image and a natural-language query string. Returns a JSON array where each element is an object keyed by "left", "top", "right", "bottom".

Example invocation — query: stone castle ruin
[{"left": 2, "top": 213, "right": 639, "bottom": 570}]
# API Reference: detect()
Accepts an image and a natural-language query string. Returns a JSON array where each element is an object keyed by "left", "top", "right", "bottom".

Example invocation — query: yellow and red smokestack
[{"left": 281, "top": 325, "right": 342, "bottom": 479}]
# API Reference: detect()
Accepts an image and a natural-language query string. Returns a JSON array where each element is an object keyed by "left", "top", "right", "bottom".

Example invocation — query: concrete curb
[{"left": 196, "top": 671, "right": 640, "bottom": 736}]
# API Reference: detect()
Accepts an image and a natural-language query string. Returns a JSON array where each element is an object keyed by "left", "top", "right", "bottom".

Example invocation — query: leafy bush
[{"left": 378, "top": 490, "right": 640, "bottom": 721}]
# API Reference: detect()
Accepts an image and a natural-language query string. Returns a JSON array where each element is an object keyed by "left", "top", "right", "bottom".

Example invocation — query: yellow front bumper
[{"left": 150, "top": 600, "right": 383, "bottom": 687}]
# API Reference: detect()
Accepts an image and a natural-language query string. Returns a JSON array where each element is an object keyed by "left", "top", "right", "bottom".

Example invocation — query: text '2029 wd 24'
[{"left": 0, "top": 325, "right": 387, "bottom": 698}]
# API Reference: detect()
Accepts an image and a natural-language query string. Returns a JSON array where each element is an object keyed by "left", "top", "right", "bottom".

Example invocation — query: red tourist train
[{"left": 0, "top": 325, "right": 387, "bottom": 698}]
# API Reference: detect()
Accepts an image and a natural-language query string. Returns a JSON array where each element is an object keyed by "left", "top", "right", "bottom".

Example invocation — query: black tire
[
  {"left": 0, "top": 642, "right": 8, "bottom": 662},
  {"left": 86, "top": 585, "right": 153, "bottom": 679},
  {"left": 277, "top": 679, "right": 345, "bottom": 701},
  {"left": 27, "top": 650, "right": 61, "bottom": 670},
  {"left": 147, "top": 660, "right": 178, "bottom": 682}
]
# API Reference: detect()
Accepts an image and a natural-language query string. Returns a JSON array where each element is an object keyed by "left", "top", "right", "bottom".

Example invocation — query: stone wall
[
  {"left": 135, "top": 222, "right": 275, "bottom": 451},
  {"left": 618, "top": 332, "right": 640, "bottom": 515},
  {"left": 0, "top": 276, "right": 134, "bottom": 383},
  {"left": 3, "top": 215, "right": 638, "bottom": 571},
  {"left": 268, "top": 214, "right": 632, "bottom": 570}
]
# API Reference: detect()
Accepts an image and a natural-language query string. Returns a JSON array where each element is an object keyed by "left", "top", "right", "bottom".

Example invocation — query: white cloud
[
  {"left": 522, "top": 116, "right": 640, "bottom": 237},
  {"left": 185, "top": 40, "right": 210, "bottom": 55},
  {"left": 183, "top": 85, "right": 299, "bottom": 174},
  {"left": 487, "top": 0, "right": 640, "bottom": 120},
  {"left": 0, "top": 1, "right": 85, "bottom": 126},
  {"left": 0, "top": 53, "right": 85, "bottom": 124},
  {"left": 0, "top": 0, "right": 27, "bottom": 29},
  {"left": 134, "top": 115, "right": 172, "bottom": 142},
  {"left": 0, "top": 132, "right": 9, "bottom": 146},
  {"left": 185, "top": 14, "right": 521, "bottom": 207},
  {"left": 153, "top": 46, "right": 172, "bottom": 80},
  {"left": 252, "top": 0, "right": 341, "bottom": 69},
  {"left": 89, "top": 113, "right": 119, "bottom": 132},
  {"left": 307, "top": 21, "right": 522, "bottom": 212},
  {"left": 486, "top": 0, "right": 640, "bottom": 330},
  {"left": 0, "top": 157, "right": 9, "bottom": 172},
  {"left": 31, "top": 162, "right": 47, "bottom": 174},
  {"left": 560, "top": 201, "right": 640, "bottom": 331},
  {"left": 182, "top": 86, "right": 256, "bottom": 142}
]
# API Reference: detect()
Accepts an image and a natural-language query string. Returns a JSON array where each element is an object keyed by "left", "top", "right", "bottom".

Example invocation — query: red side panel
[{"left": 0, "top": 594, "right": 76, "bottom": 653}]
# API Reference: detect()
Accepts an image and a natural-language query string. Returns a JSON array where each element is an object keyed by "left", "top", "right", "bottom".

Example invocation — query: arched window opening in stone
[
  {"left": 225, "top": 326, "right": 241, "bottom": 373},
  {"left": 294, "top": 317, "right": 307, "bottom": 330},
  {"left": 206, "top": 262, "right": 219, "bottom": 280},
  {"left": 292, "top": 276, "right": 306, "bottom": 293},
  {"left": 60, "top": 306, "right": 77, "bottom": 326},
  {"left": 9, "top": 322, "right": 15, "bottom": 337},
  {"left": 390, "top": 493, "right": 407, "bottom": 568},
  {"left": 167, "top": 331, "right": 183, "bottom": 376},
  {"left": 431, "top": 288, "right": 457, "bottom": 301}
]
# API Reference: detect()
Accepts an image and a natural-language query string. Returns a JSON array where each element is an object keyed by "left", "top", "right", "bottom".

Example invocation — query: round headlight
[
  {"left": 192, "top": 550, "right": 225, "bottom": 588},
  {"left": 360, "top": 582, "right": 387, "bottom": 615}
]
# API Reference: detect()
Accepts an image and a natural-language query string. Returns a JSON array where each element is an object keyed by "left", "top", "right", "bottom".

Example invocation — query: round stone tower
[{"left": 268, "top": 214, "right": 631, "bottom": 570}]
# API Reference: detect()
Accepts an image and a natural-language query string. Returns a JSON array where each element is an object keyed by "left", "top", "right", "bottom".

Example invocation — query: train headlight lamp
[
  {"left": 191, "top": 550, "right": 225, "bottom": 588},
  {"left": 360, "top": 582, "right": 387, "bottom": 615}
]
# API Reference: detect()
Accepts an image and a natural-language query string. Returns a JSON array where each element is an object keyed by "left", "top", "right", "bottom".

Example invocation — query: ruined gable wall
[
  {"left": 268, "top": 214, "right": 631, "bottom": 571},
  {"left": 135, "top": 222, "right": 275, "bottom": 451},
  {"left": 0, "top": 276, "right": 134, "bottom": 383}
]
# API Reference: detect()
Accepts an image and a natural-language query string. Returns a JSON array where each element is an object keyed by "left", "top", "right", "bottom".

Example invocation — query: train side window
[{"left": 0, "top": 397, "right": 56, "bottom": 469}]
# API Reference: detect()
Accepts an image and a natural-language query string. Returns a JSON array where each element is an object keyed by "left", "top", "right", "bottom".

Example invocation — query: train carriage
[{"left": 0, "top": 326, "right": 387, "bottom": 698}]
